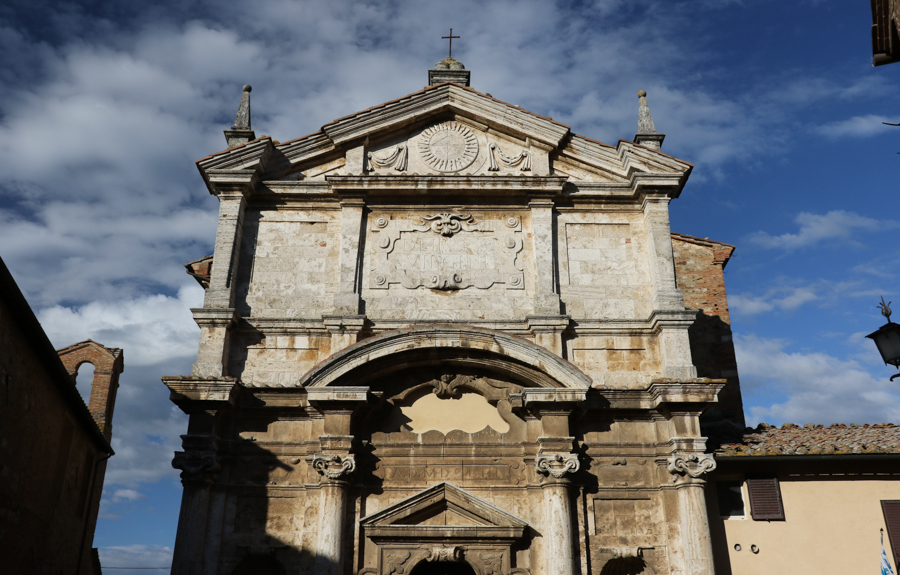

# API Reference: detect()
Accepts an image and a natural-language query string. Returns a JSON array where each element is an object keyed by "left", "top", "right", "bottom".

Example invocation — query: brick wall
[
  {"left": 672, "top": 233, "right": 745, "bottom": 428},
  {"left": 0, "top": 258, "right": 120, "bottom": 574}
]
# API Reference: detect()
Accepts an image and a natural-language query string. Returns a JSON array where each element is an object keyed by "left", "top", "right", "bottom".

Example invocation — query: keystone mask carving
[
  {"left": 535, "top": 452, "right": 580, "bottom": 478},
  {"left": 667, "top": 453, "right": 716, "bottom": 482},
  {"left": 417, "top": 213, "right": 476, "bottom": 237},
  {"left": 312, "top": 453, "right": 356, "bottom": 480}
]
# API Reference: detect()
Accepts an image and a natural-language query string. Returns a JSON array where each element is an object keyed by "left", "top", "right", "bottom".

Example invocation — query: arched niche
[
  {"left": 302, "top": 327, "right": 590, "bottom": 443},
  {"left": 301, "top": 326, "right": 591, "bottom": 390}
]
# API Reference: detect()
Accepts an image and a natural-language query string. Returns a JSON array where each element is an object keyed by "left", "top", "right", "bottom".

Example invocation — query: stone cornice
[
  {"left": 324, "top": 175, "right": 568, "bottom": 197},
  {"left": 162, "top": 376, "right": 240, "bottom": 412},
  {"left": 586, "top": 380, "right": 724, "bottom": 410}
]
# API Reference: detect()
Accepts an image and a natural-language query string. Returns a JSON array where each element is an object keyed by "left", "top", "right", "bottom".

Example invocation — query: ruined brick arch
[
  {"left": 57, "top": 339, "right": 124, "bottom": 441},
  {"left": 301, "top": 325, "right": 592, "bottom": 390}
]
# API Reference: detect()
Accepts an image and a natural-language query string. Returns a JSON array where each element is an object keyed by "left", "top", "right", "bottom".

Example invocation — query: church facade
[{"left": 164, "top": 60, "right": 744, "bottom": 575}]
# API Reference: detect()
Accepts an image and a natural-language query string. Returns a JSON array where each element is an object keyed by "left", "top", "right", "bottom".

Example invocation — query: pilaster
[
  {"left": 529, "top": 199, "right": 561, "bottom": 315},
  {"left": 322, "top": 315, "right": 367, "bottom": 354},
  {"left": 667, "top": 451, "right": 717, "bottom": 575},
  {"left": 334, "top": 198, "right": 366, "bottom": 315}
]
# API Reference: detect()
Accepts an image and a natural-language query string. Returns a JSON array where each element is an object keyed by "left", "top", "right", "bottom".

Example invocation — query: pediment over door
[
  {"left": 361, "top": 482, "right": 528, "bottom": 541},
  {"left": 361, "top": 483, "right": 530, "bottom": 575}
]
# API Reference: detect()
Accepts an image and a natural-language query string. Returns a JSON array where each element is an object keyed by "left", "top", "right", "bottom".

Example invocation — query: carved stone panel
[{"left": 367, "top": 214, "right": 524, "bottom": 291}]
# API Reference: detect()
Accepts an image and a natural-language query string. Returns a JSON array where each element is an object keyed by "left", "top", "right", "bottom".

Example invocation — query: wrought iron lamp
[{"left": 867, "top": 297, "right": 900, "bottom": 381}]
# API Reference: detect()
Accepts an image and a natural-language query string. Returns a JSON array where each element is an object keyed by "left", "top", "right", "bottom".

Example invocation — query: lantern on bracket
[{"left": 866, "top": 297, "right": 900, "bottom": 381}]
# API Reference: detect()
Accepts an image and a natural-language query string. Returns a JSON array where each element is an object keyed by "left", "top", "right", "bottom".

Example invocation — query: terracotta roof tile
[{"left": 716, "top": 422, "right": 900, "bottom": 456}]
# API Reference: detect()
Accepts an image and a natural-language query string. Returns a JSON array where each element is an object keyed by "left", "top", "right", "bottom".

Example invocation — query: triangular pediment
[
  {"left": 360, "top": 482, "right": 527, "bottom": 540},
  {"left": 196, "top": 82, "right": 692, "bottom": 196}
]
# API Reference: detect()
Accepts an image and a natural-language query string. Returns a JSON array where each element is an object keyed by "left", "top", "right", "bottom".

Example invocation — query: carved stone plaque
[
  {"left": 368, "top": 214, "right": 524, "bottom": 291},
  {"left": 418, "top": 122, "right": 479, "bottom": 172}
]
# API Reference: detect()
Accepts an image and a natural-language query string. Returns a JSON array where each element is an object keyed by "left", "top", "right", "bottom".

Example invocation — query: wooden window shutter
[
  {"left": 746, "top": 477, "right": 784, "bottom": 521},
  {"left": 883, "top": 500, "right": 900, "bottom": 570}
]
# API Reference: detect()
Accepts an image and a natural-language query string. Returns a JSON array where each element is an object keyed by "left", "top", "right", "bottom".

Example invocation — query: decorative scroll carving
[
  {"left": 430, "top": 374, "right": 474, "bottom": 399},
  {"left": 427, "top": 547, "right": 464, "bottom": 562},
  {"left": 172, "top": 451, "right": 220, "bottom": 485},
  {"left": 535, "top": 452, "right": 580, "bottom": 478},
  {"left": 414, "top": 213, "right": 477, "bottom": 237},
  {"left": 368, "top": 144, "right": 408, "bottom": 172},
  {"left": 312, "top": 453, "right": 356, "bottom": 480},
  {"left": 667, "top": 453, "right": 716, "bottom": 482},
  {"left": 367, "top": 214, "right": 525, "bottom": 291},
  {"left": 384, "top": 550, "right": 412, "bottom": 575},
  {"left": 477, "top": 552, "right": 504, "bottom": 575},
  {"left": 488, "top": 143, "right": 531, "bottom": 172},
  {"left": 418, "top": 122, "right": 479, "bottom": 172}
]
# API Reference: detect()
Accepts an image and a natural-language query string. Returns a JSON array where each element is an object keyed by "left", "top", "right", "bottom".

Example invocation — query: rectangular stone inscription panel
[{"left": 367, "top": 213, "right": 525, "bottom": 291}]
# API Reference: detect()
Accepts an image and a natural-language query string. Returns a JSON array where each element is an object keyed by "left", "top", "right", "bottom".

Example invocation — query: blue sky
[{"left": 1, "top": 1, "right": 898, "bottom": 572}]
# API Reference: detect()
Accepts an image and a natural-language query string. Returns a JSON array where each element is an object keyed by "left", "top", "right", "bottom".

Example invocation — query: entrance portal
[{"left": 409, "top": 560, "right": 478, "bottom": 575}]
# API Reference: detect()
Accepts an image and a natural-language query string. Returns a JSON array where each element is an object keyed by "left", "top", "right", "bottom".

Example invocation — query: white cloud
[
  {"left": 816, "top": 115, "right": 900, "bottom": 139},
  {"left": 748, "top": 210, "right": 895, "bottom": 251},
  {"left": 730, "top": 286, "right": 819, "bottom": 315},
  {"left": 99, "top": 544, "right": 172, "bottom": 574},
  {"left": 111, "top": 488, "right": 147, "bottom": 502},
  {"left": 735, "top": 334, "right": 900, "bottom": 426},
  {"left": 38, "top": 285, "right": 204, "bottom": 366}
]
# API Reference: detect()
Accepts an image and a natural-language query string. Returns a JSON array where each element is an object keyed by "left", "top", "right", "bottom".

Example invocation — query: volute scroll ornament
[
  {"left": 312, "top": 453, "right": 356, "bottom": 480},
  {"left": 667, "top": 453, "right": 716, "bottom": 482},
  {"left": 535, "top": 452, "right": 580, "bottom": 479}
]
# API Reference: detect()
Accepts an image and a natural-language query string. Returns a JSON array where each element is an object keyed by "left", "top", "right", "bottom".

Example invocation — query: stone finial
[
  {"left": 634, "top": 90, "right": 665, "bottom": 150},
  {"left": 224, "top": 84, "right": 256, "bottom": 148},
  {"left": 428, "top": 56, "right": 471, "bottom": 87}
]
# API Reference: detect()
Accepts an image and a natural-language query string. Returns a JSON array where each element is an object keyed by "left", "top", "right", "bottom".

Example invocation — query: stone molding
[
  {"left": 535, "top": 452, "right": 580, "bottom": 478},
  {"left": 300, "top": 325, "right": 592, "bottom": 389},
  {"left": 311, "top": 453, "right": 356, "bottom": 480},
  {"left": 667, "top": 453, "right": 716, "bottom": 483}
]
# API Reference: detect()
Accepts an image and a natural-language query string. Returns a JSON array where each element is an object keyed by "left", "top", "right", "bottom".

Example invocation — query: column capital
[
  {"left": 172, "top": 448, "right": 220, "bottom": 486},
  {"left": 667, "top": 453, "right": 716, "bottom": 484},
  {"left": 311, "top": 453, "right": 356, "bottom": 481},
  {"left": 536, "top": 452, "right": 580, "bottom": 479}
]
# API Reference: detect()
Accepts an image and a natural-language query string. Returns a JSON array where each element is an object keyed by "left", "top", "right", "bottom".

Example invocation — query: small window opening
[
  {"left": 716, "top": 480, "right": 745, "bottom": 517},
  {"left": 75, "top": 362, "right": 95, "bottom": 403}
]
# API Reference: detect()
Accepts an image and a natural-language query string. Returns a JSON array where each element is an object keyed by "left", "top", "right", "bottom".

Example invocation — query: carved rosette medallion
[
  {"left": 311, "top": 453, "right": 356, "bottom": 480},
  {"left": 667, "top": 453, "right": 716, "bottom": 484},
  {"left": 418, "top": 122, "right": 479, "bottom": 172},
  {"left": 535, "top": 452, "right": 580, "bottom": 479}
]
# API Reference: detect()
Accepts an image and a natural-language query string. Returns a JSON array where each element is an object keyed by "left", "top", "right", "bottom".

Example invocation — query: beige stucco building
[{"left": 164, "top": 60, "right": 899, "bottom": 575}]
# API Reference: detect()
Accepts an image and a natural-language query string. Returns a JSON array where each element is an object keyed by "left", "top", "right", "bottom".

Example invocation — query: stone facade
[
  {"left": 0, "top": 256, "right": 123, "bottom": 575},
  {"left": 166, "top": 74, "right": 735, "bottom": 575}
]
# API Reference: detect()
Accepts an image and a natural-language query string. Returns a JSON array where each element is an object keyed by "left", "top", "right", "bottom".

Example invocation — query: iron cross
[{"left": 442, "top": 29, "right": 460, "bottom": 57}]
